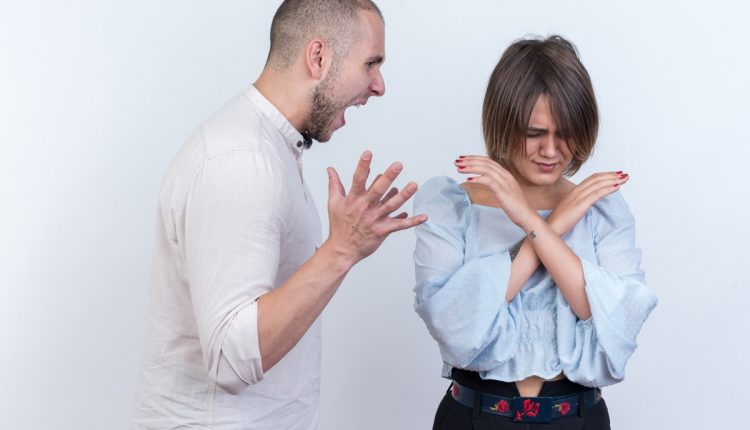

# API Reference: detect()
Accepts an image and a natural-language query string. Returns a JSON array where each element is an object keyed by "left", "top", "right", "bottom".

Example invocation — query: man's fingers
[
  {"left": 367, "top": 174, "right": 383, "bottom": 192},
  {"left": 366, "top": 161, "right": 403, "bottom": 204},
  {"left": 380, "top": 182, "right": 418, "bottom": 214},
  {"left": 385, "top": 214, "right": 428, "bottom": 233},
  {"left": 380, "top": 187, "right": 399, "bottom": 204},
  {"left": 350, "top": 150, "right": 373, "bottom": 195},
  {"left": 327, "top": 167, "right": 345, "bottom": 199}
]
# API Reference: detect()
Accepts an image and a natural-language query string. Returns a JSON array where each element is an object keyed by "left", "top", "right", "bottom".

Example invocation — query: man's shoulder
[{"left": 198, "top": 93, "right": 269, "bottom": 159}]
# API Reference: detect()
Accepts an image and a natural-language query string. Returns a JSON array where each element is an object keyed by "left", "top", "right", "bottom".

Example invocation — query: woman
[{"left": 413, "top": 35, "right": 657, "bottom": 429}]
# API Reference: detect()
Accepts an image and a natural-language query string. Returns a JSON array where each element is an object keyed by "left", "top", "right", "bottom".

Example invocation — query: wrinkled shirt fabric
[{"left": 133, "top": 86, "right": 322, "bottom": 429}]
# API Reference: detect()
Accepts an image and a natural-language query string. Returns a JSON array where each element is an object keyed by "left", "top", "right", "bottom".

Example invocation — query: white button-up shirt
[{"left": 134, "top": 86, "right": 323, "bottom": 429}]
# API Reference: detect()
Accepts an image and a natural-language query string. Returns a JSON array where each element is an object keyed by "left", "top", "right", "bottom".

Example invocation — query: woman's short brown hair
[{"left": 482, "top": 35, "right": 598, "bottom": 176}]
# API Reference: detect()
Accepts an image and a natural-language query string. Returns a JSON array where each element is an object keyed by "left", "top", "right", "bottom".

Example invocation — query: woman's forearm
[
  {"left": 506, "top": 239, "right": 540, "bottom": 302},
  {"left": 519, "top": 214, "right": 592, "bottom": 319}
]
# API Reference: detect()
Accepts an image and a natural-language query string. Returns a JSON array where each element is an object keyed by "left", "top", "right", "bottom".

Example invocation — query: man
[{"left": 133, "top": 1, "right": 426, "bottom": 428}]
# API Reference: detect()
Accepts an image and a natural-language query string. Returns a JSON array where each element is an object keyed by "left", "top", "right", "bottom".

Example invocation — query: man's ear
[{"left": 305, "top": 39, "right": 329, "bottom": 81}]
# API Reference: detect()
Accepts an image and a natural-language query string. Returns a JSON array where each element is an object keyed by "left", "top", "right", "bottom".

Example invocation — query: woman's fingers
[
  {"left": 455, "top": 159, "right": 514, "bottom": 192},
  {"left": 574, "top": 172, "right": 629, "bottom": 207},
  {"left": 455, "top": 156, "right": 512, "bottom": 180},
  {"left": 576, "top": 171, "right": 628, "bottom": 192}
]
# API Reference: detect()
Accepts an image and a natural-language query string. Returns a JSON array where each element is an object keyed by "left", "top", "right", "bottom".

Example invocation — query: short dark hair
[
  {"left": 482, "top": 35, "right": 599, "bottom": 176},
  {"left": 267, "top": 0, "right": 383, "bottom": 70}
]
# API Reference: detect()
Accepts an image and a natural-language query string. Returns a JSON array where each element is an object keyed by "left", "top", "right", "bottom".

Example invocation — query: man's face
[{"left": 307, "top": 10, "right": 386, "bottom": 142}]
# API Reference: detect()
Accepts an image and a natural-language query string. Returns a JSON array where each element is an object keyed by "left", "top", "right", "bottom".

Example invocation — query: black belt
[{"left": 450, "top": 381, "right": 602, "bottom": 423}]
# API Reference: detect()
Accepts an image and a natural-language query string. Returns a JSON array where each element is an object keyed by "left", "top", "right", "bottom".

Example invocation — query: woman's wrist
[{"left": 516, "top": 210, "right": 546, "bottom": 235}]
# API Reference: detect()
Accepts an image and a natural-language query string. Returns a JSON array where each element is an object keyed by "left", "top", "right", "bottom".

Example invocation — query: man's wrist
[{"left": 316, "top": 238, "right": 360, "bottom": 272}]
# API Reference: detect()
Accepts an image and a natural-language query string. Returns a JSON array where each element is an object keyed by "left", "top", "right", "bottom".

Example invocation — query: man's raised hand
[{"left": 324, "top": 150, "right": 427, "bottom": 266}]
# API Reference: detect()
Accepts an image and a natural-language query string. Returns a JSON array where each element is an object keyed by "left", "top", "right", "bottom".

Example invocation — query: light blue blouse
[{"left": 412, "top": 176, "right": 657, "bottom": 388}]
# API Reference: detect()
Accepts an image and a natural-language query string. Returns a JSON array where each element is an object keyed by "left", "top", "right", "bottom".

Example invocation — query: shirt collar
[{"left": 243, "top": 85, "right": 309, "bottom": 155}]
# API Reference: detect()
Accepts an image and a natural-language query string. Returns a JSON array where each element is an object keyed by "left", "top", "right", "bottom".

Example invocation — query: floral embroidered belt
[{"left": 450, "top": 381, "right": 602, "bottom": 423}]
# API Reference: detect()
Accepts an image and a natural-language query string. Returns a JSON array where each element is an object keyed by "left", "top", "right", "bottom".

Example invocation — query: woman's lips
[{"left": 535, "top": 162, "right": 557, "bottom": 173}]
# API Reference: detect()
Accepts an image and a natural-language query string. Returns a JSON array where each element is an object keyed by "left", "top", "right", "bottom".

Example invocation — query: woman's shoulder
[
  {"left": 414, "top": 176, "right": 472, "bottom": 219},
  {"left": 416, "top": 176, "right": 470, "bottom": 203},
  {"left": 592, "top": 191, "right": 633, "bottom": 215},
  {"left": 588, "top": 191, "right": 636, "bottom": 232}
]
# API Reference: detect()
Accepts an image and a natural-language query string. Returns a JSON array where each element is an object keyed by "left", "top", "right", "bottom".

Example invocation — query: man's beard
[{"left": 307, "top": 64, "right": 342, "bottom": 142}]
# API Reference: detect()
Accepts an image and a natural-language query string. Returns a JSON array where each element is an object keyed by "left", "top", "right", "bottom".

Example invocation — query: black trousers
[{"left": 432, "top": 369, "right": 611, "bottom": 430}]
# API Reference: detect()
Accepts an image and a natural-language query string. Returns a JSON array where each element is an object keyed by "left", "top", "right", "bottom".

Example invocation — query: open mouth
[{"left": 335, "top": 99, "right": 369, "bottom": 130}]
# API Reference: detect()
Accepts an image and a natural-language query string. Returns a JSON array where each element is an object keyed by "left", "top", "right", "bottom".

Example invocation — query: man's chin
[
  {"left": 317, "top": 124, "right": 339, "bottom": 142},
  {"left": 315, "top": 131, "right": 333, "bottom": 143}
]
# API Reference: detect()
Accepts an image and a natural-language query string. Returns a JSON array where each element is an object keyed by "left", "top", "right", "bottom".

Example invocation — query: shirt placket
[{"left": 292, "top": 140, "right": 308, "bottom": 202}]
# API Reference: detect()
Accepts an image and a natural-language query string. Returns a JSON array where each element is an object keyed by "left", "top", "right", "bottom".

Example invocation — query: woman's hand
[
  {"left": 547, "top": 171, "right": 630, "bottom": 236},
  {"left": 454, "top": 156, "right": 536, "bottom": 228}
]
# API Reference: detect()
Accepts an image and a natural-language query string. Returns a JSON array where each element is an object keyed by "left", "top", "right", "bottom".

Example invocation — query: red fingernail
[
  {"left": 458, "top": 166, "right": 465, "bottom": 170},
  {"left": 459, "top": 155, "right": 466, "bottom": 159},
  {"left": 467, "top": 177, "right": 474, "bottom": 181},
  {"left": 619, "top": 174, "right": 628, "bottom": 178},
  {"left": 613, "top": 183, "right": 619, "bottom": 187},
  {"left": 616, "top": 171, "right": 623, "bottom": 174},
  {"left": 455, "top": 159, "right": 462, "bottom": 164}
]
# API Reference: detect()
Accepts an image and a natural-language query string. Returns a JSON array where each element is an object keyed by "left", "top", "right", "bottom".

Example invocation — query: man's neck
[{"left": 254, "top": 69, "right": 311, "bottom": 132}]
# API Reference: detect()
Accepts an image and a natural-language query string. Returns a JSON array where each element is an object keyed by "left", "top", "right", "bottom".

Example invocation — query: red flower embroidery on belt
[
  {"left": 490, "top": 399, "right": 510, "bottom": 413},
  {"left": 451, "top": 383, "right": 459, "bottom": 397},
  {"left": 554, "top": 401, "right": 571, "bottom": 415},
  {"left": 522, "top": 399, "right": 540, "bottom": 417}
]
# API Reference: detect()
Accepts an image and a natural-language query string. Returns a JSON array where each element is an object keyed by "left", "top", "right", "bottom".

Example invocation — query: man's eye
[{"left": 526, "top": 133, "right": 541, "bottom": 138}]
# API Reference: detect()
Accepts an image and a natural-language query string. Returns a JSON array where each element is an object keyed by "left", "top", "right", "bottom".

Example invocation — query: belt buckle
[{"left": 512, "top": 397, "right": 552, "bottom": 423}]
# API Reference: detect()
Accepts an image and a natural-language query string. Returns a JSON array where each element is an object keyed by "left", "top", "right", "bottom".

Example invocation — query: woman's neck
[
  {"left": 462, "top": 177, "right": 574, "bottom": 211},
  {"left": 516, "top": 177, "right": 574, "bottom": 211}
]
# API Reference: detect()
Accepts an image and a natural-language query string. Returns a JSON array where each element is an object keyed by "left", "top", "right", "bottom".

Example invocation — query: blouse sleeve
[
  {"left": 413, "top": 176, "right": 518, "bottom": 371},
  {"left": 556, "top": 192, "right": 658, "bottom": 387}
]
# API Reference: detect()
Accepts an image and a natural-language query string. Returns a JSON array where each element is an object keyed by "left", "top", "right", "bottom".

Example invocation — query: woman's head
[{"left": 482, "top": 35, "right": 598, "bottom": 184}]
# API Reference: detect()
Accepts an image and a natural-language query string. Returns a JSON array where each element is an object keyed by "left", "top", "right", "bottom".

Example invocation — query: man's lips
[{"left": 351, "top": 98, "right": 368, "bottom": 108}]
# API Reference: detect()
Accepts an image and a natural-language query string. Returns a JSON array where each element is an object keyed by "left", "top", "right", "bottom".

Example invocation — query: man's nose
[{"left": 369, "top": 71, "right": 385, "bottom": 97}]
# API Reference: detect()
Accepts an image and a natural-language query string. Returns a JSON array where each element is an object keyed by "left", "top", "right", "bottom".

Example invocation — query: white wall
[{"left": 2, "top": 1, "right": 748, "bottom": 429}]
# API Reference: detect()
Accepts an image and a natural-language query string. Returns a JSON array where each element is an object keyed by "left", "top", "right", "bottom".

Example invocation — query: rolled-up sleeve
[
  {"left": 557, "top": 193, "right": 658, "bottom": 387},
  {"left": 413, "top": 176, "right": 518, "bottom": 371},
  {"left": 184, "top": 147, "right": 287, "bottom": 393}
]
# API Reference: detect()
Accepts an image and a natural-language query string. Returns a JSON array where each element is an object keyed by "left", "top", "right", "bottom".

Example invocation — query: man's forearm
[{"left": 257, "top": 240, "right": 354, "bottom": 373}]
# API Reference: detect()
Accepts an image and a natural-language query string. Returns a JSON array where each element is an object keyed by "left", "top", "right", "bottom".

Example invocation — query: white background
[{"left": 2, "top": 1, "right": 749, "bottom": 429}]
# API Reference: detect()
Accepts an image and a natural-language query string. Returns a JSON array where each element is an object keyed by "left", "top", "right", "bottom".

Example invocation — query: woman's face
[{"left": 510, "top": 94, "right": 573, "bottom": 187}]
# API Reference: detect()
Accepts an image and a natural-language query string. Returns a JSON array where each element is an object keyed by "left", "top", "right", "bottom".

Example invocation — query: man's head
[{"left": 266, "top": 0, "right": 386, "bottom": 142}]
